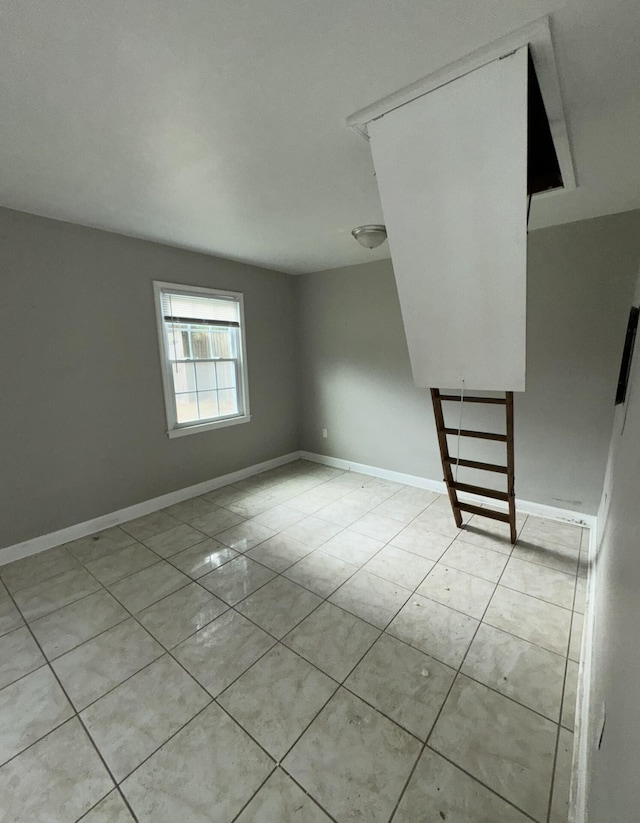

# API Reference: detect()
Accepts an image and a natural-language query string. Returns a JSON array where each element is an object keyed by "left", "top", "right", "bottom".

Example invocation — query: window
[{"left": 153, "top": 282, "right": 250, "bottom": 437}]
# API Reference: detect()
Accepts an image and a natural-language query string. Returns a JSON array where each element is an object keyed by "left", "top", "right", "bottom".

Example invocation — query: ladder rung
[
  {"left": 452, "top": 482, "right": 509, "bottom": 501},
  {"left": 443, "top": 428, "right": 507, "bottom": 442},
  {"left": 445, "top": 458, "right": 508, "bottom": 474},
  {"left": 438, "top": 394, "right": 507, "bottom": 405},
  {"left": 458, "top": 502, "right": 511, "bottom": 523}
]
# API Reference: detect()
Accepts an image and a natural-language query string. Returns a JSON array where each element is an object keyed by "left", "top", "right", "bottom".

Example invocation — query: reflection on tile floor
[{"left": 0, "top": 460, "right": 586, "bottom": 822}]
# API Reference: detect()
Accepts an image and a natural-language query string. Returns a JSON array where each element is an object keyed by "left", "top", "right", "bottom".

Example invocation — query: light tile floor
[{"left": 0, "top": 460, "right": 587, "bottom": 822}]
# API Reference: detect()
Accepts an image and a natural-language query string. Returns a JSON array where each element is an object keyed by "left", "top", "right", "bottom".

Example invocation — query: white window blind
[{"left": 161, "top": 291, "right": 240, "bottom": 326}]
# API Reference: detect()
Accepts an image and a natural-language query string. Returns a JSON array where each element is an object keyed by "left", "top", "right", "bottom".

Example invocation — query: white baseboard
[
  {"left": 570, "top": 524, "right": 598, "bottom": 823},
  {"left": 3, "top": 448, "right": 595, "bottom": 569},
  {"left": 299, "top": 451, "right": 597, "bottom": 528},
  {"left": 0, "top": 451, "right": 301, "bottom": 567}
]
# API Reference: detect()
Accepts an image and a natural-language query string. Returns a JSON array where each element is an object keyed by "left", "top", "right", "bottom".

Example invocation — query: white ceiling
[{"left": 1, "top": 0, "right": 639, "bottom": 274}]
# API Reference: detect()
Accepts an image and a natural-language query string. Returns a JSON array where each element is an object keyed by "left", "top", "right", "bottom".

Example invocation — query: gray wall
[
  {"left": 587, "top": 270, "right": 640, "bottom": 822},
  {"left": 3, "top": 206, "right": 639, "bottom": 550},
  {"left": 0, "top": 208, "right": 298, "bottom": 549},
  {"left": 297, "top": 210, "right": 640, "bottom": 514}
]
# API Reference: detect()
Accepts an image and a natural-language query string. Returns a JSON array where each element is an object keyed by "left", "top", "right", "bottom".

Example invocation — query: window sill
[{"left": 167, "top": 414, "right": 251, "bottom": 439}]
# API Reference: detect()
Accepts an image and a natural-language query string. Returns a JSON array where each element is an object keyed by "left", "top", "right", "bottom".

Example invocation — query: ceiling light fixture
[{"left": 351, "top": 224, "right": 387, "bottom": 249}]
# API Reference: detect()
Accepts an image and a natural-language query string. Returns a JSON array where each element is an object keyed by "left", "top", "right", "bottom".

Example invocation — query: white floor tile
[
  {"left": 394, "top": 746, "right": 530, "bottom": 823},
  {"left": 364, "top": 544, "right": 433, "bottom": 590},
  {"left": 462, "top": 623, "right": 565, "bottom": 721},
  {"left": 484, "top": 586, "right": 572, "bottom": 656},
  {"left": 141, "top": 523, "right": 207, "bottom": 557},
  {"left": 283, "top": 689, "right": 420, "bottom": 823},
  {"left": 329, "top": 569, "right": 411, "bottom": 629},
  {"left": 137, "top": 582, "right": 228, "bottom": 649},
  {"left": 283, "top": 550, "right": 357, "bottom": 597},
  {"left": 430, "top": 675, "right": 556, "bottom": 821},
  {"left": 0, "top": 719, "right": 114, "bottom": 821},
  {"left": 0, "top": 462, "right": 580, "bottom": 823},
  {"left": 173, "top": 610, "right": 275, "bottom": 696},
  {"left": 416, "top": 564, "right": 496, "bottom": 619},
  {"left": 218, "top": 644, "right": 336, "bottom": 758},
  {"left": 345, "top": 633, "right": 455, "bottom": 739},
  {"left": 52, "top": 618, "right": 163, "bottom": 710},
  {"left": 500, "top": 557, "right": 576, "bottom": 609},
  {"left": 81, "top": 654, "right": 210, "bottom": 780},
  {"left": 199, "top": 555, "right": 276, "bottom": 605},
  {"left": 284, "top": 602, "right": 379, "bottom": 681},
  {"left": 236, "top": 577, "right": 322, "bottom": 638},
  {"left": 168, "top": 539, "right": 238, "bottom": 579},
  {"left": 388, "top": 594, "right": 479, "bottom": 668},
  {"left": 14, "top": 567, "right": 101, "bottom": 622},
  {"left": 29, "top": 589, "right": 128, "bottom": 660},
  {"left": 235, "top": 768, "right": 331, "bottom": 822},
  {"left": 121, "top": 703, "right": 273, "bottom": 823},
  {"left": 81, "top": 790, "right": 135, "bottom": 822},
  {"left": 0, "top": 626, "right": 45, "bottom": 689},
  {"left": 108, "top": 562, "right": 190, "bottom": 613},
  {"left": 440, "top": 540, "right": 508, "bottom": 582},
  {"left": 0, "top": 665, "right": 73, "bottom": 765}
]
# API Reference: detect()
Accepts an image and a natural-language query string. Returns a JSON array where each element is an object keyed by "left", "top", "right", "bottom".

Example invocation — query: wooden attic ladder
[{"left": 430, "top": 389, "right": 517, "bottom": 544}]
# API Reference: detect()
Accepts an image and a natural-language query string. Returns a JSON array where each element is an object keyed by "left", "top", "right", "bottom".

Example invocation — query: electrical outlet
[{"left": 322, "top": 428, "right": 328, "bottom": 439}]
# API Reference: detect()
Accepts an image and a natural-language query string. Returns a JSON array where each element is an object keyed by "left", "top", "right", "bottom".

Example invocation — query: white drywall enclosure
[{"left": 368, "top": 47, "right": 528, "bottom": 391}]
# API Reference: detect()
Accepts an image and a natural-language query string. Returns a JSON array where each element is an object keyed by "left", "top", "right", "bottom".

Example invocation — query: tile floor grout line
[
  {"left": 225, "top": 622, "right": 400, "bottom": 821},
  {"left": 2, "top": 532, "right": 572, "bottom": 735},
  {"left": 378, "top": 610, "right": 571, "bottom": 727},
  {"left": 547, "top": 656, "right": 571, "bottom": 823},
  {"left": 44, "top": 566, "right": 289, "bottom": 806},
  {"left": 3, "top": 471, "right": 441, "bottom": 602},
  {"left": 231, "top": 765, "right": 342, "bottom": 823},
  {"left": 347, "top": 513, "right": 526, "bottom": 820},
  {"left": 270, "top": 629, "right": 394, "bottom": 765},
  {"left": 179, "top": 480, "right": 568, "bottom": 788},
  {"left": 0, "top": 656, "right": 55, "bottom": 695},
  {"left": 1, "top": 464, "right": 582, "bottom": 822},
  {"left": 389, "top": 522, "right": 529, "bottom": 822},
  {"left": 1, "top": 567, "right": 102, "bottom": 613},
  {"left": 8, "top": 510, "right": 573, "bottom": 747},
  {"left": 20, "top": 563, "right": 205, "bottom": 716},
  {"left": 74, "top": 786, "right": 139, "bottom": 822},
  {"left": 0, "top": 556, "right": 84, "bottom": 596},
  {"left": 226, "top": 768, "right": 280, "bottom": 823},
  {"left": 419, "top": 745, "right": 542, "bottom": 823},
  {"left": 110, "top": 700, "right": 219, "bottom": 792},
  {"left": 0, "top": 582, "right": 141, "bottom": 822},
  {"left": 0, "top": 710, "right": 72, "bottom": 772},
  {"left": 184, "top": 527, "right": 435, "bottom": 791}
]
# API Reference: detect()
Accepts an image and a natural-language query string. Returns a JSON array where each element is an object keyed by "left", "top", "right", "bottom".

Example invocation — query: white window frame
[{"left": 153, "top": 281, "right": 251, "bottom": 438}]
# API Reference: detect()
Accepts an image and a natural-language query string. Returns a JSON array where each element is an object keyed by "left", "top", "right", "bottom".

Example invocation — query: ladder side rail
[{"left": 430, "top": 388, "right": 463, "bottom": 527}]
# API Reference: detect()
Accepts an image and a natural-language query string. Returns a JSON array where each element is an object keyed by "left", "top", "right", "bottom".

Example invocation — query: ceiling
[{"left": 1, "top": 0, "right": 639, "bottom": 274}]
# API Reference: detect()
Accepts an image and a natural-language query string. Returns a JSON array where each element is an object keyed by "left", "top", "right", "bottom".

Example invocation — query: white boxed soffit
[
  {"left": 367, "top": 46, "right": 528, "bottom": 391},
  {"left": 347, "top": 16, "right": 575, "bottom": 194}
]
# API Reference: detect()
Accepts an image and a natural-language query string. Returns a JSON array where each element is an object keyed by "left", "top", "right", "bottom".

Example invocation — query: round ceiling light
[{"left": 351, "top": 224, "right": 387, "bottom": 249}]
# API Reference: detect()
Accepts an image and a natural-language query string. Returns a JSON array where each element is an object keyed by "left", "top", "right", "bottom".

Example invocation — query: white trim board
[
  {"left": 571, "top": 521, "right": 598, "bottom": 823},
  {"left": 0, "top": 451, "right": 301, "bottom": 567},
  {"left": 299, "top": 451, "right": 596, "bottom": 528}
]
